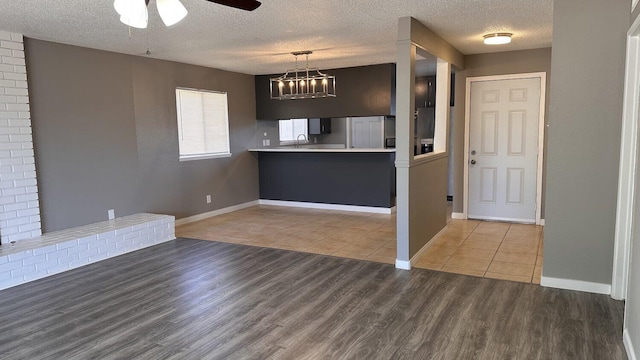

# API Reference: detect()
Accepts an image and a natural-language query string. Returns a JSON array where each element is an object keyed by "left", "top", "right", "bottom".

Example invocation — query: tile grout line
[
  {"left": 438, "top": 220, "right": 480, "bottom": 273},
  {"left": 481, "top": 223, "right": 511, "bottom": 280}
]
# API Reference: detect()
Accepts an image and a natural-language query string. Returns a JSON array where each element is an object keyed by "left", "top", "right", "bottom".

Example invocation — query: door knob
[{"left": 470, "top": 160, "right": 476, "bottom": 165}]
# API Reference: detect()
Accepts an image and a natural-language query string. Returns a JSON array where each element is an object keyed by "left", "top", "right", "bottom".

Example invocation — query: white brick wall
[
  {"left": 0, "top": 213, "right": 175, "bottom": 291},
  {"left": 0, "top": 31, "right": 40, "bottom": 244}
]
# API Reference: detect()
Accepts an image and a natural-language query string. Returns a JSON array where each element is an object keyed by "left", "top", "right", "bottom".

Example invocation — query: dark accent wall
[
  {"left": 452, "top": 48, "right": 552, "bottom": 216},
  {"left": 544, "top": 0, "right": 629, "bottom": 284},
  {"left": 26, "top": 39, "right": 259, "bottom": 232},
  {"left": 255, "top": 64, "right": 396, "bottom": 119},
  {"left": 257, "top": 152, "right": 396, "bottom": 208}
]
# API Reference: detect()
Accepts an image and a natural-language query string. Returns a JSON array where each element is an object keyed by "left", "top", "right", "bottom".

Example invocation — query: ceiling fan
[{"left": 114, "top": 0, "right": 261, "bottom": 29}]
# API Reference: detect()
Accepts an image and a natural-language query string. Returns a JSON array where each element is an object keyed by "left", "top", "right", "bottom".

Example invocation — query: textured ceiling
[{"left": 0, "top": 0, "right": 553, "bottom": 75}]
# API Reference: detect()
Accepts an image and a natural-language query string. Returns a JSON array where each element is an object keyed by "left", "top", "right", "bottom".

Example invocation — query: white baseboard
[
  {"left": 539, "top": 219, "right": 546, "bottom": 226},
  {"left": 469, "top": 215, "right": 536, "bottom": 224},
  {"left": 451, "top": 212, "right": 465, "bottom": 220},
  {"left": 394, "top": 225, "right": 448, "bottom": 270},
  {"left": 395, "top": 259, "right": 411, "bottom": 270},
  {"left": 540, "top": 276, "right": 611, "bottom": 295},
  {"left": 625, "top": 329, "right": 638, "bottom": 360},
  {"left": 259, "top": 199, "right": 395, "bottom": 214},
  {"left": 175, "top": 200, "right": 260, "bottom": 226},
  {"left": 409, "top": 225, "right": 447, "bottom": 267}
]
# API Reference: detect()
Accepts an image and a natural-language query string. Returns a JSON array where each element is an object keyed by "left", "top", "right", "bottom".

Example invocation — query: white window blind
[
  {"left": 176, "top": 88, "right": 231, "bottom": 161},
  {"left": 278, "top": 118, "right": 308, "bottom": 142}
]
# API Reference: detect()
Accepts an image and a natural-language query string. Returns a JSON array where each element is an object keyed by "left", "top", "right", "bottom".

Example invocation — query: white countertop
[{"left": 249, "top": 147, "right": 396, "bottom": 153}]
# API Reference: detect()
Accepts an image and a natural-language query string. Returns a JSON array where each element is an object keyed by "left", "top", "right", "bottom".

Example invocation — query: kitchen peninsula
[{"left": 249, "top": 147, "right": 396, "bottom": 211}]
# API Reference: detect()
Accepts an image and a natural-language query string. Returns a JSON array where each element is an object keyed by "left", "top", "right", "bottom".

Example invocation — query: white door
[
  {"left": 468, "top": 77, "right": 541, "bottom": 223},
  {"left": 351, "top": 117, "right": 383, "bottom": 148}
]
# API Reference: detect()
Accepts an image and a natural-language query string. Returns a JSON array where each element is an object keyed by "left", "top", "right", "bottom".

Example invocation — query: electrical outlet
[
  {"left": 265, "top": 139, "right": 270, "bottom": 146},
  {"left": 108, "top": 209, "right": 115, "bottom": 220},
  {"left": 206, "top": 195, "right": 212, "bottom": 204}
]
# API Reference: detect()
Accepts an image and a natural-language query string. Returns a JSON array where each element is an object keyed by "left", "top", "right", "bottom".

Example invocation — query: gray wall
[
  {"left": 255, "top": 119, "right": 279, "bottom": 148},
  {"left": 544, "top": 0, "right": 628, "bottom": 284},
  {"left": 317, "top": 118, "right": 347, "bottom": 145},
  {"left": 26, "top": 39, "right": 259, "bottom": 232},
  {"left": 452, "top": 48, "right": 552, "bottom": 215},
  {"left": 409, "top": 157, "right": 448, "bottom": 257}
]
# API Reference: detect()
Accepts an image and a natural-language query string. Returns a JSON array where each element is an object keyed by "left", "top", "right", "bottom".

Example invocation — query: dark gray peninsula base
[{"left": 251, "top": 149, "right": 396, "bottom": 209}]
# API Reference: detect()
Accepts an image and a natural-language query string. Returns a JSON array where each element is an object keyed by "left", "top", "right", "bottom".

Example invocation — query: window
[
  {"left": 176, "top": 88, "right": 231, "bottom": 161},
  {"left": 278, "top": 118, "right": 308, "bottom": 143}
]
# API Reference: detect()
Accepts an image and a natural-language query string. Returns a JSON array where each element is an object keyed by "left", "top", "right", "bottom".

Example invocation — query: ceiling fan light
[
  {"left": 120, "top": 12, "right": 149, "bottom": 29},
  {"left": 157, "top": 0, "right": 188, "bottom": 27},
  {"left": 113, "top": 0, "right": 128, "bottom": 16},
  {"left": 115, "top": 0, "right": 148, "bottom": 29},
  {"left": 483, "top": 33, "right": 512, "bottom": 45}
]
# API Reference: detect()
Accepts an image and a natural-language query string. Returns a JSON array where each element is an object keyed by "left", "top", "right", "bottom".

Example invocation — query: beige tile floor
[
  {"left": 176, "top": 205, "right": 398, "bottom": 264},
  {"left": 413, "top": 219, "right": 544, "bottom": 284},
  {"left": 176, "top": 205, "right": 543, "bottom": 284}
]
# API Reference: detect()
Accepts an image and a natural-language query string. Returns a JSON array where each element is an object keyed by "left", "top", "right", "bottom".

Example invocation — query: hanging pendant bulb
[
  {"left": 157, "top": 0, "right": 188, "bottom": 26},
  {"left": 114, "top": 0, "right": 148, "bottom": 29}
]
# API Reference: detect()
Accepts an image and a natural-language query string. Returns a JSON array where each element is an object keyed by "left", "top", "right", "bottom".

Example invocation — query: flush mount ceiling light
[
  {"left": 483, "top": 33, "right": 513, "bottom": 45},
  {"left": 270, "top": 51, "right": 337, "bottom": 100}
]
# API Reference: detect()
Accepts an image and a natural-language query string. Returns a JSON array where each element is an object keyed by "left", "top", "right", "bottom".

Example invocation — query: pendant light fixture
[
  {"left": 114, "top": 0, "right": 188, "bottom": 29},
  {"left": 270, "top": 51, "right": 336, "bottom": 100},
  {"left": 483, "top": 33, "right": 512, "bottom": 45}
]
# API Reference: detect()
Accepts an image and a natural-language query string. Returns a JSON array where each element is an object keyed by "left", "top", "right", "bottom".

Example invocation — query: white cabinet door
[
  {"left": 351, "top": 117, "right": 383, "bottom": 148},
  {"left": 468, "top": 78, "right": 541, "bottom": 223}
]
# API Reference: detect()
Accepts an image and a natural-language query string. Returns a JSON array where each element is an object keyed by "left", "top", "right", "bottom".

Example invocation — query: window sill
[{"left": 179, "top": 153, "right": 232, "bottom": 162}]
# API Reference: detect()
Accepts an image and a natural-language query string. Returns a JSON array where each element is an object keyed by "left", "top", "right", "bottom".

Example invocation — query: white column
[{"left": 395, "top": 38, "right": 416, "bottom": 269}]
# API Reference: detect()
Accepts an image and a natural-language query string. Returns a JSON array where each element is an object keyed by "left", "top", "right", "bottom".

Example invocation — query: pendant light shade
[
  {"left": 157, "top": 0, "right": 188, "bottom": 27},
  {"left": 114, "top": 0, "right": 148, "bottom": 29}
]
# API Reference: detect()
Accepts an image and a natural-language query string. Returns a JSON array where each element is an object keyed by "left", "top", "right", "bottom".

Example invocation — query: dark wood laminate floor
[{"left": 0, "top": 238, "right": 626, "bottom": 360}]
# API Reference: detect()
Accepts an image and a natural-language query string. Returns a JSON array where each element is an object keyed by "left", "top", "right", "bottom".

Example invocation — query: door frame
[
  {"left": 463, "top": 72, "right": 547, "bottom": 225},
  {"left": 612, "top": 14, "right": 640, "bottom": 301}
]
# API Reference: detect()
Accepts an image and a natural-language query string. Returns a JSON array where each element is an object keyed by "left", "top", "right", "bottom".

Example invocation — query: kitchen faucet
[{"left": 295, "top": 134, "right": 308, "bottom": 147}]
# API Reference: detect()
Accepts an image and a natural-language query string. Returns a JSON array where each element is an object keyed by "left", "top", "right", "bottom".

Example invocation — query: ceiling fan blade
[{"left": 207, "top": 0, "right": 261, "bottom": 11}]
